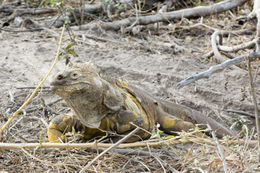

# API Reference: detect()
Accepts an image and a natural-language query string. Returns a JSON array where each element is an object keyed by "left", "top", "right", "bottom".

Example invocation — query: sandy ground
[{"left": 0, "top": 3, "right": 259, "bottom": 172}]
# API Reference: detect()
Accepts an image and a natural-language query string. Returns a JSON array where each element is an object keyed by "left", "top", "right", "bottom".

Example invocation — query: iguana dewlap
[{"left": 48, "top": 62, "right": 235, "bottom": 143}]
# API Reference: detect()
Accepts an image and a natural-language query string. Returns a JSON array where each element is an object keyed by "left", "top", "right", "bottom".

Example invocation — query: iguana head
[
  {"left": 50, "top": 62, "right": 106, "bottom": 128},
  {"left": 51, "top": 62, "right": 102, "bottom": 97}
]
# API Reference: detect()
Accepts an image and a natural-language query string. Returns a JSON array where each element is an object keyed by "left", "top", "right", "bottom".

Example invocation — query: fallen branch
[
  {"left": 74, "top": 0, "right": 248, "bottom": 31},
  {"left": 0, "top": 137, "right": 257, "bottom": 150},
  {"left": 176, "top": 52, "right": 260, "bottom": 89},
  {"left": 176, "top": 55, "right": 245, "bottom": 88},
  {"left": 1, "top": 18, "right": 59, "bottom": 37},
  {"left": 3, "top": 8, "right": 58, "bottom": 23}
]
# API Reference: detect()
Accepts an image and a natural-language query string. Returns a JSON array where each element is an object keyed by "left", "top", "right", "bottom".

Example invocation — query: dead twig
[
  {"left": 135, "top": 159, "right": 151, "bottom": 172},
  {"left": 247, "top": 54, "right": 260, "bottom": 161},
  {"left": 54, "top": 3, "right": 102, "bottom": 28},
  {"left": 0, "top": 25, "right": 65, "bottom": 136},
  {"left": 21, "top": 148, "right": 82, "bottom": 168},
  {"left": 176, "top": 52, "right": 260, "bottom": 89},
  {"left": 24, "top": 98, "right": 62, "bottom": 114},
  {"left": 249, "top": 0, "right": 260, "bottom": 161},
  {"left": 83, "top": 34, "right": 123, "bottom": 44},
  {"left": 225, "top": 109, "right": 256, "bottom": 119},
  {"left": 176, "top": 55, "right": 246, "bottom": 88},
  {"left": 16, "top": 86, "right": 51, "bottom": 89},
  {"left": 151, "top": 154, "right": 166, "bottom": 173},
  {"left": 79, "top": 127, "right": 140, "bottom": 173},
  {"left": 107, "top": 148, "right": 153, "bottom": 156},
  {"left": 211, "top": 30, "right": 226, "bottom": 62},
  {"left": 123, "top": 4, "right": 139, "bottom": 34},
  {"left": 208, "top": 125, "right": 228, "bottom": 173},
  {"left": 0, "top": 27, "right": 44, "bottom": 32},
  {"left": 218, "top": 39, "right": 256, "bottom": 53}
]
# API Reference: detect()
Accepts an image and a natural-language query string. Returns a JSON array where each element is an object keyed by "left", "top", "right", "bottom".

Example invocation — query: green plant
[
  {"left": 150, "top": 124, "right": 163, "bottom": 139},
  {"left": 231, "top": 117, "right": 249, "bottom": 135},
  {"left": 40, "top": 0, "right": 65, "bottom": 8},
  {"left": 58, "top": 43, "right": 79, "bottom": 66}
]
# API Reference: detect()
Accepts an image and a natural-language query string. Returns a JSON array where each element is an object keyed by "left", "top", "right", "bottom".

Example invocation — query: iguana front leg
[
  {"left": 48, "top": 114, "right": 76, "bottom": 142},
  {"left": 48, "top": 114, "right": 106, "bottom": 142}
]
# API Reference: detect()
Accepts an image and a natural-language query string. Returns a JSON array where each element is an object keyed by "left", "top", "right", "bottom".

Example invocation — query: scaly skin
[{"left": 48, "top": 62, "right": 236, "bottom": 143}]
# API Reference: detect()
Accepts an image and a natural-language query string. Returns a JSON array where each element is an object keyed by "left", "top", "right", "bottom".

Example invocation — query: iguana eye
[{"left": 70, "top": 72, "right": 80, "bottom": 79}]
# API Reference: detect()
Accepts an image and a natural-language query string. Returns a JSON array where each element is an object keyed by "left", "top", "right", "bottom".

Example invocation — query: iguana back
[{"left": 120, "top": 81, "right": 236, "bottom": 137}]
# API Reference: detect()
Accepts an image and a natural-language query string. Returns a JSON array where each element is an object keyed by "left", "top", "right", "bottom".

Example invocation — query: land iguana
[{"left": 48, "top": 62, "right": 236, "bottom": 142}]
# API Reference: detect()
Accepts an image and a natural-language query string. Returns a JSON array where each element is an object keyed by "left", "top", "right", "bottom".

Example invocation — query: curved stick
[
  {"left": 211, "top": 29, "right": 255, "bottom": 62},
  {"left": 218, "top": 39, "right": 256, "bottom": 52},
  {"left": 176, "top": 55, "right": 246, "bottom": 89},
  {"left": 176, "top": 52, "right": 260, "bottom": 89}
]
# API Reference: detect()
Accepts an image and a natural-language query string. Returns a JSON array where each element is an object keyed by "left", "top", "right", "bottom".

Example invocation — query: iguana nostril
[{"left": 57, "top": 74, "right": 64, "bottom": 80}]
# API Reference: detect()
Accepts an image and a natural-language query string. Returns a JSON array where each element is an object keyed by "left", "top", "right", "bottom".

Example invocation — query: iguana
[{"left": 48, "top": 62, "right": 236, "bottom": 143}]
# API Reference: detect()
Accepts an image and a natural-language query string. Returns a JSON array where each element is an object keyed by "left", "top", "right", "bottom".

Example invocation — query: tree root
[{"left": 211, "top": 29, "right": 255, "bottom": 62}]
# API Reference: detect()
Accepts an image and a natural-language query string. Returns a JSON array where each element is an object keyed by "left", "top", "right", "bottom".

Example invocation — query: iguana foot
[{"left": 47, "top": 114, "right": 75, "bottom": 143}]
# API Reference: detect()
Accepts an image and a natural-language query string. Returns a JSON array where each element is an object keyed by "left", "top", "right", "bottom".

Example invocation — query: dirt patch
[{"left": 0, "top": 1, "right": 260, "bottom": 172}]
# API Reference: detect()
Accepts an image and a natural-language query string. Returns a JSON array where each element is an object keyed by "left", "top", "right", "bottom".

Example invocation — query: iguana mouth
[
  {"left": 50, "top": 82, "right": 90, "bottom": 91},
  {"left": 50, "top": 84, "right": 69, "bottom": 92}
]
